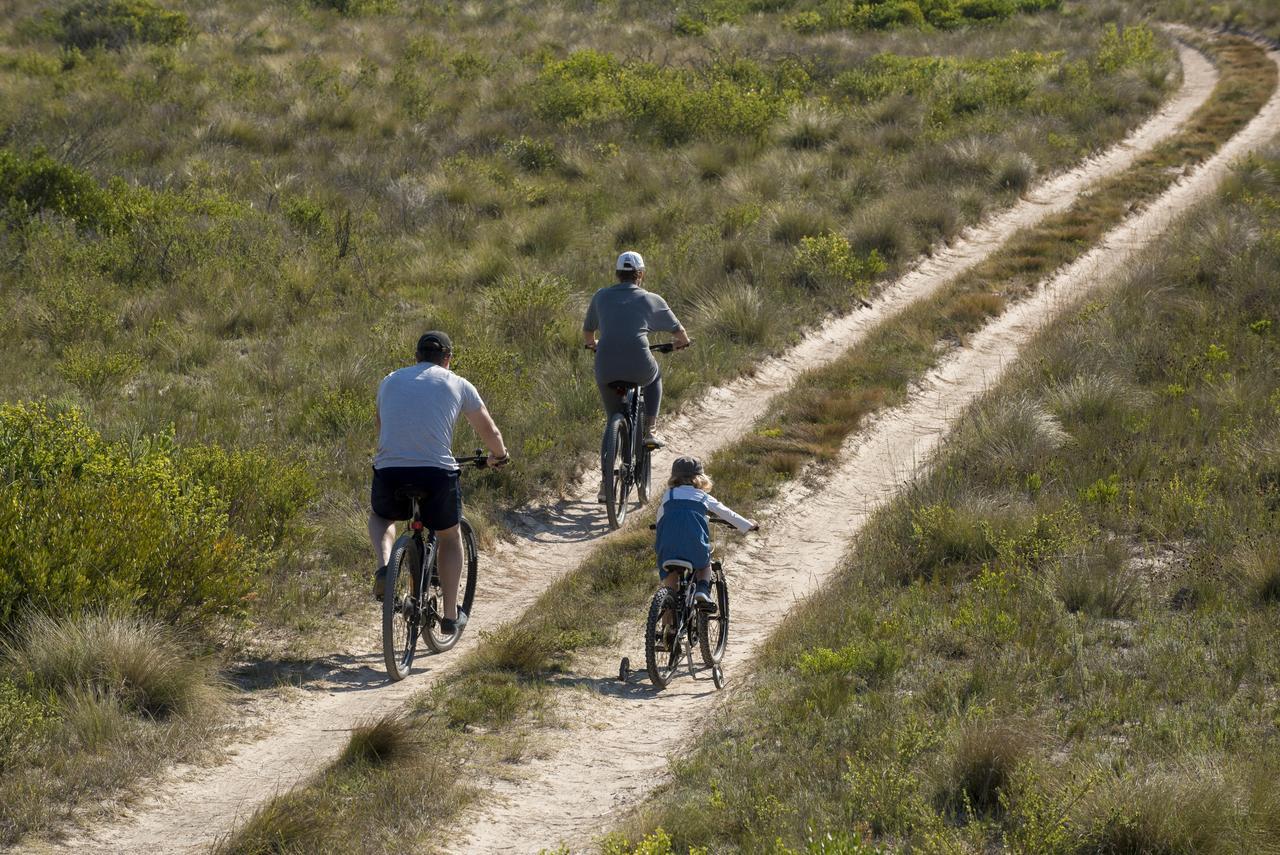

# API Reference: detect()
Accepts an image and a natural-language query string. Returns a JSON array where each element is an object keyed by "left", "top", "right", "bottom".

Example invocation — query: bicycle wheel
[
  {"left": 699, "top": 565, "right": 730, "bottom": 666},
  {"left": 382, "top": 535, "right": 421, "bottom": 681},
  {"left": 422, "top": 520, "right": 478, "bottom": 654},
  {"left": 603, "top": 412, "right": 631, "bottom": 529},
  {"left": 645, "top": 587, "right": 681, "bottom": 689}
]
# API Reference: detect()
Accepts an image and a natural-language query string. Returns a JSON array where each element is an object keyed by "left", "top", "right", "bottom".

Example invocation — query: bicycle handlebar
[
  {"left": 585, "top": 340, "right": 692, "bottom": 353},
  {"left": 648, "top": 518, "right": 758, "bottom": 531},
  {"left": 454, "top": 448, "right": 509, "bottom": 469}
]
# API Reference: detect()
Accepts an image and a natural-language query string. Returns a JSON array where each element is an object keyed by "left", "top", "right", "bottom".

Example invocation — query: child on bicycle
[{"left": 654, "top": 457, "right": 757, "bottom": 608}]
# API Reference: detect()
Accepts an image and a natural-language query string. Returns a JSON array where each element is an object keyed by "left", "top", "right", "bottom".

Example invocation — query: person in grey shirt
[
  {"left": 583, "top": 251, "right": 690, "bottom": 501},
  {"left": 369, "top": 330, "right": 509, "bottom": 633}
]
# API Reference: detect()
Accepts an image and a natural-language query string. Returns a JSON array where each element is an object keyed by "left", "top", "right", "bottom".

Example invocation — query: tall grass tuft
[
  {"left": 937, "top": 718, "right": 1038, "bottom": 819},
  {"left": 969, "top": 395, "right": 1069, "bottom": 475},
  {"left": 4, "top": 611, "right": 220, "bottom": 718},
  {"left": 692, "top": 282, "right": 768, "bottom": 345},
  {"left": 1054, "top": 539, "right": 1140, "bottom": 617},
  {"left": 338, "top": 714, "right": 414, "bottom": 767},
  {"left": 1232, "top": 541, "right": 1280, "bottom": 604},
  {"left": 1077, "top": 765, "right": 1247, "bottom": 853},
  {"left": 1047, "top": 373, "right": 1137, "bottom": 425}
]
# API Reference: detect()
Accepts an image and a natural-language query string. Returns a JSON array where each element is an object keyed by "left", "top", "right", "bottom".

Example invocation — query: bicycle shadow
[
  {"left": 544, "top": 666, "right": 722, "bottom": 701},
  {"left": 229, "top": 650, "right": 438, "bottom": 693}
]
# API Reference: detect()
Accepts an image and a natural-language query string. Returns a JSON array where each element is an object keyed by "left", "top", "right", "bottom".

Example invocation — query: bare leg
[
  {"left": 368, "top": 513, "right": 396, "bottom": 567},
  {"left": 435, "top": 524, "right": 463, "bottom": 620},
  {"left": 643, "top": 375, "right": 662, "bottom": 435}
]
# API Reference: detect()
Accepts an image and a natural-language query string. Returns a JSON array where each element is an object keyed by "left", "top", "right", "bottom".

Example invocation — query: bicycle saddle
[
  {"left": 661, "top": 559, "right": 695, "bottom": 575},
  {"left": 608, "top": 381, "right": 637, "bottom": 394},
  {"left": 394, "top": 487, "right": 431, "bottom": 500}
]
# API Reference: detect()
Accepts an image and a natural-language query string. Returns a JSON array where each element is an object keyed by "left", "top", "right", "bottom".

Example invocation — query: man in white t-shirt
[{"left": 370, "top": 330, "right": 508, "bottom": 632}]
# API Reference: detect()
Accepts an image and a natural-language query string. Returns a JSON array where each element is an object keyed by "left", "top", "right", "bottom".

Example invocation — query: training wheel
[
  {"left": 619, "top": 657, "right": 630, "bottom": 681},
  {"left": 711, "top": 663, "right": 724, "bottom": 689}
]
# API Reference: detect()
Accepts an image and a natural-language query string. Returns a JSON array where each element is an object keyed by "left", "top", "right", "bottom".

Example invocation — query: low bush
[
  {"left": 56, "top": 0, "right": 190, "bottom": 51},
  {"left": 0, "top": 402, "right": 312, "bottom": 626},
  {"left": 0, "top": 148, "right": 117, "bottom": 231},
  {"left": 792, "top": 231, "right": 884, "bottom": 294},
  {"left": 534, "top": 51, "right": 804, "bottom": 143}
]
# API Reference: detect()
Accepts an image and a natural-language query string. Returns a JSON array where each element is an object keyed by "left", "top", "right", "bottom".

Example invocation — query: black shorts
[{"left": 370, "top": 466, "right": 462, "bottom": 530}]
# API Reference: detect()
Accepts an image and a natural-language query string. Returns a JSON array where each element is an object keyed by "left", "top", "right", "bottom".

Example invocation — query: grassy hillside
[
  {"left": 0, "top": 0, "right": 1211, "bottom": 845},
  {"left": 614, "top": 142, "right": 1280, "bottom": 853},
  {"left": 0, "top": 0, "right": 1173, "bottom": 629}
]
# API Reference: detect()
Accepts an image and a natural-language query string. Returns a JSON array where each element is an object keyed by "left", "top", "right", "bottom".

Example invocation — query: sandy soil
[
  {"left": 448, "top": 40, "right": 1280, "bottom": 854},
  {"left": 32, "top": 40, "right": 1225, "bottom": 855}
]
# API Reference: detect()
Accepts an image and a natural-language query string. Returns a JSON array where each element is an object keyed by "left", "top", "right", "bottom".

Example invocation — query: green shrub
[
  {"left": 0, "top": 402, "right": 309, "bottom": 625},
  {"left": 0, "top": 679, "right": 55, "bottom": 773},
  {"left": 309, "top": 0, "right": 397, "bottom": 14},
  {"left": 0, "top": 148, "right": 116, "bottom": 231},
  {"left": 57, "top": 0, "right": 190, "bottom": 51},
  {"left": 792, "top": 231, "right": 884, "bottom": 295},
  {"left": 1094, "top": 24, "right": 1161, "bottom": 74},
  {"left": 502, "top": 136, "right": 560, "bottom": 172},
  {"left": 56, "top": 344, "right": 141, "bottom": 395}
]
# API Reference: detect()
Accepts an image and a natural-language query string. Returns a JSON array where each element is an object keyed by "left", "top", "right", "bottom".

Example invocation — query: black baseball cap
[
  {"left": 416, "top": 330, "right": 453, "bottom": 359},
  {"left": 671, "top": 456, "right": 704, "bottom": 479}
]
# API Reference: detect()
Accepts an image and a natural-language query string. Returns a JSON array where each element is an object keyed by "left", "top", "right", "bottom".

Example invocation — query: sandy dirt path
[
  {"left": 448, "top": 40, "right": 1280, "bottom": 855},
  {"left": 36, "top": 42, "right": 1217, "bottom": 855}
]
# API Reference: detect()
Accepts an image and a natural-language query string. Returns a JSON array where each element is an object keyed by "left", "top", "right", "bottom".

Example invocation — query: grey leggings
[{"left": 597, "top": 375, "right": 661, "bottom": 470}]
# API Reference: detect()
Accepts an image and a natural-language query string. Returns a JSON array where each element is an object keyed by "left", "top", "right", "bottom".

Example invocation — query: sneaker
[
  {"left": 643, "top": 432, "right": 666, "bottom": 449},
  {"left": 440, "top": 609, "right": 468, "bottom": 635},
  {"left": 694, "top": 581, "right": 715, "bottom": 610},
  {"left": 655, "top": 623, "right": 676, "bottom": 651},
  {"left": 372, "top": 565, "right": 388, "bottom": 601},
  {"left": 597, "top": 483, "right": 609, "bottom": 503}
]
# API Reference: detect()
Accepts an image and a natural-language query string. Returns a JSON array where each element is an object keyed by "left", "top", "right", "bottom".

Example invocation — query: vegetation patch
[
  {"left": 55, "top": 0, "right": 190, "bottom": 51},
  {"left": 0, "top": 401, "right": 314, "bottom": 626}
]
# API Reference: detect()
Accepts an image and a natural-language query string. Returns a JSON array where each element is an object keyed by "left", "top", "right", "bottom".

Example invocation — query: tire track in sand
[
  {"left": 447, "top": 39, "right": 1280, "bottom": 855},
  {"left": 40, "top": 41, "right": 1216, "bottom": 855}
]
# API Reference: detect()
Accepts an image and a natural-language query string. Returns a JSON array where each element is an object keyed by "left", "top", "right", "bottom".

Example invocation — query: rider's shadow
[{"left": 509, "top": 497, "right": 610, "bottom": 544}]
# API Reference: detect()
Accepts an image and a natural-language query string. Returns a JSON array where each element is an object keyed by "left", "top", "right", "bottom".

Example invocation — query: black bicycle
[
  {"left": 381, "top": 452, "right": 489, "bottom": 681},
  {"left": 600, "top": 341, "right": 677, "bottom": 530},
  {"left": 620, "top": 518, "right": 744, "bottom": 690}
]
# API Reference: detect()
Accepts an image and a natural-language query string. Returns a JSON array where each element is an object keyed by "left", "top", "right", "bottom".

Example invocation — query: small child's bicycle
[{"left": 620, "top": 518, "right": 741, "bottom": 690}]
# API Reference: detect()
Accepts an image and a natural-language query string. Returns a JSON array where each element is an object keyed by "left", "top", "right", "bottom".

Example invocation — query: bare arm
[
  {"left": 673, "top": 327, "right": 691, "bottom": 349},
  {"left": 464, "top": 406, "right": 509, "bottom": 467},
  {"left": 583, "top": 329, "right": 597, "bottom": 351}
]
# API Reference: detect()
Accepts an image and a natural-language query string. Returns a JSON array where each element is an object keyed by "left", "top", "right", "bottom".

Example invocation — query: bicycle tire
[
  {"left": 699, "top": 565, "right": 729, "bottom": 666},
  {"left": 603, "top": 412, "right": 630, "bottom": 529},
  {"left": 645, "top": 587, "right": 681, "bottom": 689},
  {"left": 422, "top": 519, "right": 478, "bottom": 654},
  {"left": 382, "top": 535, "right": 421, "bottom": 681}
]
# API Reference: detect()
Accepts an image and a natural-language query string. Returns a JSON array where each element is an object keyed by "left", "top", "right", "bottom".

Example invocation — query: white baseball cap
[{"left": 615, "top": 250, "right": 646, "bottom": 272}]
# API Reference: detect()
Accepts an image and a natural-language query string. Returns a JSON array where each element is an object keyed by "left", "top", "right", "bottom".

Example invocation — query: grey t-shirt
[
  {"left": 374, "top": 363, "right": 484, "bottom": 470},
  {"left": 583, "top": 282, "right": 682, "bottom": 385}
]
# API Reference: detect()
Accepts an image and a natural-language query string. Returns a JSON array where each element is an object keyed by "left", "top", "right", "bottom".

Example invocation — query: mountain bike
[
  {"left": 601, "top": 341, "right": 677, "bottom": 530},
  {"left": 381, "top": 453, "right": 489, "bottom": 681},
  {"left": 619, "top": 518, "right": 745, "bottom": 690}
]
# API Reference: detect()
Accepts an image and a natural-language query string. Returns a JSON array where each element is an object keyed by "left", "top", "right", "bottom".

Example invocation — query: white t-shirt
[{"left": 374, "top": 363, "right": 484, "bottom": 470}]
